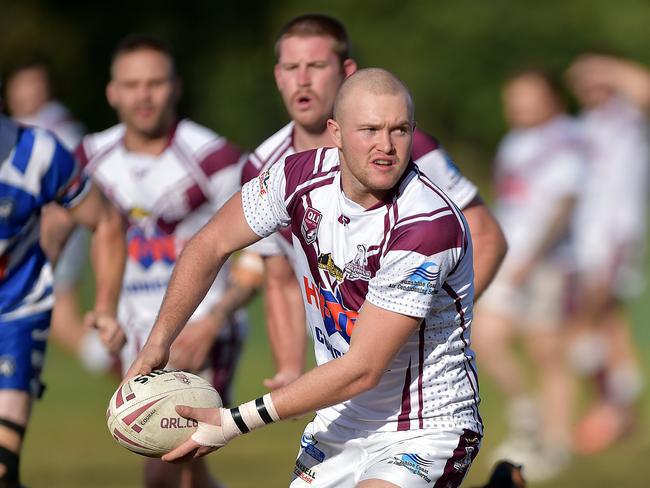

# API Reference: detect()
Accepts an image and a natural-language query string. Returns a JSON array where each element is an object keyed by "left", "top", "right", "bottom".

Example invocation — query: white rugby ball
[{"left": 107, "top": 369, "right": 221, "bottom": 457}]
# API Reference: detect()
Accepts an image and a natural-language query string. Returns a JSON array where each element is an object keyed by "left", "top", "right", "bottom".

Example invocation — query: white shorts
[
  {"left": 290, "top": 415, "right": 481, "bottom": 488},
  {"left": 478, "top": 260, "right": 569, "bottom": 328}
]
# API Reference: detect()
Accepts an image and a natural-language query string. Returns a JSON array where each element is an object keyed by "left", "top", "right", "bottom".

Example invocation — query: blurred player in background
[
  {"left": 78, "top": 34, "right": 248, "bottom": 488},
  {"left": 0, "top": 109, "right": 125, "bottom": 487},
  {"left": 241, "top": 13, "right": 507, "bottom": 390},
  {"left": 129, "top": 67, "right": 483, "bottom": 488},
  {"left": 2, "top": 62, "right": 115, "bottom": 375},
  {"left": 566, "top": 53, "right": 649, "bottom": 455},
  {"left": 472, "top": 69, "right": 585, "bottom": 480}
]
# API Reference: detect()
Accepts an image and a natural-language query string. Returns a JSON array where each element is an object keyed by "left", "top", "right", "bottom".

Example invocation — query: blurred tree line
[{"left": 1, "top": 0, "right": 648, "bottom": 194}]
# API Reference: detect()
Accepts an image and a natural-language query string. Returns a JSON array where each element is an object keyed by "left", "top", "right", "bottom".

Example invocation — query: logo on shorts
[
  {"left": 294, "top": 459, "right": 317, "bottom": 484},
  {"left": 453, "top": 446, "right": 475, "bottom": 473},
  {"left": 344, "top": 245, "right": 371, "bottom": 281},
  {"left": 301, "top": 207, "right": 322, "bottom": 245},
  {"left": 0, "top": 356, "right": 16, "bottom": 377},
  {"left": 389, "top": 261, "right": 439, "bottom": 295},
  {"left": 300, "top": 433, "right": 326, "bottom": 462},
  {"left": 258, "top": 170, "right": 271, "bottom": 197},
  {"left": 389, "top": 453, "right": 434, "bottom": 483}
]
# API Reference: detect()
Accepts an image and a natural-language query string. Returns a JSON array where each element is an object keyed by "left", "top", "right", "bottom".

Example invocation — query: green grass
[{"left": 22, "top": 292, "right": 650, "bottom": 487}]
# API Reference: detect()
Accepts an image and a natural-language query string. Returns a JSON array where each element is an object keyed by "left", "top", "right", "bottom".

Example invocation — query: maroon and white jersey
[
  {"left": 77, "top": 119, "right": 246, "bottom": 355},
  {"left": 241, "top": 122, "right": 478, "bottom": 260},
  {"left": 573, "top": 96, "right": 650, "bottom": 293},
  {"left": 494, "top": 114, "right": 585, "bottom": 266},
  {"left": 241, "top": 147, "right": 481, "bottom": 434}
]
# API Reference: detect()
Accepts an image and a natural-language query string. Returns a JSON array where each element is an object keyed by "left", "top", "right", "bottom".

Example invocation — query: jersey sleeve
[
  {"left": 241, "top": 159, "right": 291, "bottom": 238},
  {"left": 366, "top": 213, "right": 466, "bottom": 318},
  {"left": 413, "top": 131, "right": 478, "bottom": 209},
  {"left": 41, "top": 135, "right": 90, "bottom": 208}
]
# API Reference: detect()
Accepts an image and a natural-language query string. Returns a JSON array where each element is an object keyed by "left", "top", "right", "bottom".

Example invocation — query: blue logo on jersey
[
  {"left": 127, "top": 227, "right": 177, "bottom": 269},
  {"left": 300, "top": 433, "right": 325, "bottom": 462},
  {"left": 406, "top": 261, "right": 439, "bottom": 283}
]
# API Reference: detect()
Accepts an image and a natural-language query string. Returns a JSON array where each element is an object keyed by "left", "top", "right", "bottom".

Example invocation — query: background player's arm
[
  {"left": 127, "top": 191, "right": 261, "bottom": 377},
  {"left": 262, "top": 254, "right": 306, "bottom": 389},
  {"left": 163, "top": 300, "right": 421, "bottom": 462},
  {"left": 169, "top": 252, "right": 264, "bottom": 372},
  {"left": 463, "top": 196, "right": 508, "bottom": 299},
  {"left": 39, "top": 204, "right": 77, "bottom": 265}
]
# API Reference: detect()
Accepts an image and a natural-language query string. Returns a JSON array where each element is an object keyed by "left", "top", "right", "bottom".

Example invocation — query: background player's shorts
[
  {"left": 478, "top": 260, "right": 569, "bottom": 328},
  {"left": 290, "top": 415, "right": 481, "bottom": 488},
  {"left": 0, "top": 311, "right": 51, "bottom": 398}
]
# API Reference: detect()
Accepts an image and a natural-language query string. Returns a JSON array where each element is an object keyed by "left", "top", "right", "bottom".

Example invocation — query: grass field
[{"left": 22, "top": 290, "right": 650, "bottom": 487}]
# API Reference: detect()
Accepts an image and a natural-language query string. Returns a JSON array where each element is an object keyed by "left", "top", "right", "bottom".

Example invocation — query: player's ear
[
  {"left": 327, "top": 118, "right": 342, "bottom": 148},
  {"left": 106, "top": 81, "right": 117, "bottom": 108},
  {"left": 273, "top": 63, "right": 283, "bottom": 90},
  {"left": 343, "top": 59, "right": 357, "bottom": 78}
]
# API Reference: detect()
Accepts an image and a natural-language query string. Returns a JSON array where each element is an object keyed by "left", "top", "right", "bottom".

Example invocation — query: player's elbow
[{"left": 346, "top": 361, "right": 383, "bottom": 395}]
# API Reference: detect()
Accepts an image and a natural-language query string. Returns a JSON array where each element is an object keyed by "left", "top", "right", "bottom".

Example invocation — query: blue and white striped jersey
[{"left": 0, "top": 115, "right": 89, "bottom": 320}]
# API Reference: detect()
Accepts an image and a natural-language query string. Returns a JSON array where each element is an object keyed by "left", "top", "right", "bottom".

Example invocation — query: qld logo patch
[{"left": 301, "top": 207, "right": 322, "bottom": 245}]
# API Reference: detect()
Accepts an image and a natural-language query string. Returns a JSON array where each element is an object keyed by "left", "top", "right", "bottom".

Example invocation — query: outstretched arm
[
  {"left": 163, "top": 301, "right": 421, "bottom": 462},
  {"left": 126, "top": 191, "right": 261, "bottom": 378},
  {"left": 463, "top": 196, "right": 507, "bottom": 300}
]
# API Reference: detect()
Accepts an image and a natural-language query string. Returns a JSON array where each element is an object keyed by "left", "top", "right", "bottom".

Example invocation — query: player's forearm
[
  {"left": 265, "top": 277, "right": 306, "bottom": 376},
  {"left": 524, "top": 197, "right": 574, "bottom": 268},
  {"left": 91, "top": 206, "right": 126, "bottom": 316},
  {"left": 148, "top": 229, "right": 228, "bottom": 348}
]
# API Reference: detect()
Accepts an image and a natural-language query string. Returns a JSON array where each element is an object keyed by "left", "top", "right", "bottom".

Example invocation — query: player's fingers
[
  {"left": 83, "top": 311, "right": 97, "bottom": 330},
  {"left": 176, "top": 405, "right": 219, "bottom": 424},
  {"left": 193, "top": 445, "right": 218, "bottom": 459},
  {"left": 162, "top": 439, "right": 199, "bottom": 463}
]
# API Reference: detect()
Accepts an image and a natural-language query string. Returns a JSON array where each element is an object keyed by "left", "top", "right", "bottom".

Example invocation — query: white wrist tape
[
  {"left": 191, "top": 408, "right": 241, "bottom": 447},
  {"left": 191, "top": 393, "right": 280, "bottom": 447}
]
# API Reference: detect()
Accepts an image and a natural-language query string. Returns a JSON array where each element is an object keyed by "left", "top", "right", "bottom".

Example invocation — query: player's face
[
  {"left": 5, "top": 67, "right": 50, "bottom": 118},
  {"left": 569, "top": 77, "right": 613, "bottom": 109},
  {"left": 107, "top": 49, "right": 178, "bottom": 137},
  {"left": 503, "top": 76, "right": 559, "bottom": 129},
  {"left": 275, "top": 35, "right": 348, "bottom": 133},
  {"left": 329, "top": 91, "right": 414, "bottom": 208}
]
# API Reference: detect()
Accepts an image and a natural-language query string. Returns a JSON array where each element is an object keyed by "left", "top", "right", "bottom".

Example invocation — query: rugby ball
[{"left": 107, "top": 369, "right": 221, "bottom": 457}]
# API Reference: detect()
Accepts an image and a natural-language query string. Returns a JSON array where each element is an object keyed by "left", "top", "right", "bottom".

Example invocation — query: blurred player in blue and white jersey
[{"left": 0, "top": 111, "right": 125, "bottom": 487}]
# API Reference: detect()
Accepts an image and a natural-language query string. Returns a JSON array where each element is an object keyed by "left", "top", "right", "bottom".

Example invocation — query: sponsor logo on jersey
[
  {"left": 300, "top": 433, "right": 326, "bottom": 462},
  {"left": 338, "top": 214, "right": 350, "bottom": 226},
  {"left": 128, "top": 227, "right": 177, "bottom": 269},
  {"left": 344, "top": 244, "right": 371, "bottom": 281},
  {"left": 301, "top": 207, "right": 322, "bottom": 245},
  {"left": 388, "top": 453, "right": 434, "bottom": 483},
  {"left": 294, "top": 459, "right": 317, "bottom": 484},
  {"left": 390, "top": 261, "right": 439, "bottom": 295},
  {"left": 0, "top": 198, "right": 14, "bottom": 219},
  {"left": 304, "top": 277, "right": 358, "bottom": 345},
  {"left": 318, "top": 253, "right": 344, "bottom": 282}
]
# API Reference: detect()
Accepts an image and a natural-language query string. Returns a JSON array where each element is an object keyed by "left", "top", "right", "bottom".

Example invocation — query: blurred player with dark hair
[
  {"left": 3, "top": 62, "right": 116, "bottom": 375},
  {"left": 472, "top": 68, "right": 585, "bottom": 480},
  {"left": 79, "top": 33, "right": 248, "bottom": 488}
]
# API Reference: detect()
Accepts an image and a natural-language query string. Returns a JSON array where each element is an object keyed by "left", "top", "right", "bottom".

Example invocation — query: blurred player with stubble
[
  {"left": 76, "top": 34, "right": 247, "bottom": 488},
  {"left": 241, "top": 14, "right": 507, "bottom": 391},
  {"left": 129, "top": 67, "right": 482, "bottom": 488}
]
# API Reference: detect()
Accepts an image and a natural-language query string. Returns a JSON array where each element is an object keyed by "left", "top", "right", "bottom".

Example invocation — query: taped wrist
[{"left": 191, "top": 394, "right": 280, "bottom": 448}]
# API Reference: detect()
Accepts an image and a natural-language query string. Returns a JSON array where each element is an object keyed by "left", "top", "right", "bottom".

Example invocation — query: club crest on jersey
[
  {"left": 301, "top": 207, "right": 322, "bottom": 244},
  {"left": 344, "top": 244, "right": 371, "bottom": 281}
]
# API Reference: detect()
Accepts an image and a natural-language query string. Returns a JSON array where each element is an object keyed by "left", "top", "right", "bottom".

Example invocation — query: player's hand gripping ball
[{"left": 107, "top": 369, "right": 222, "bottom": 457}]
